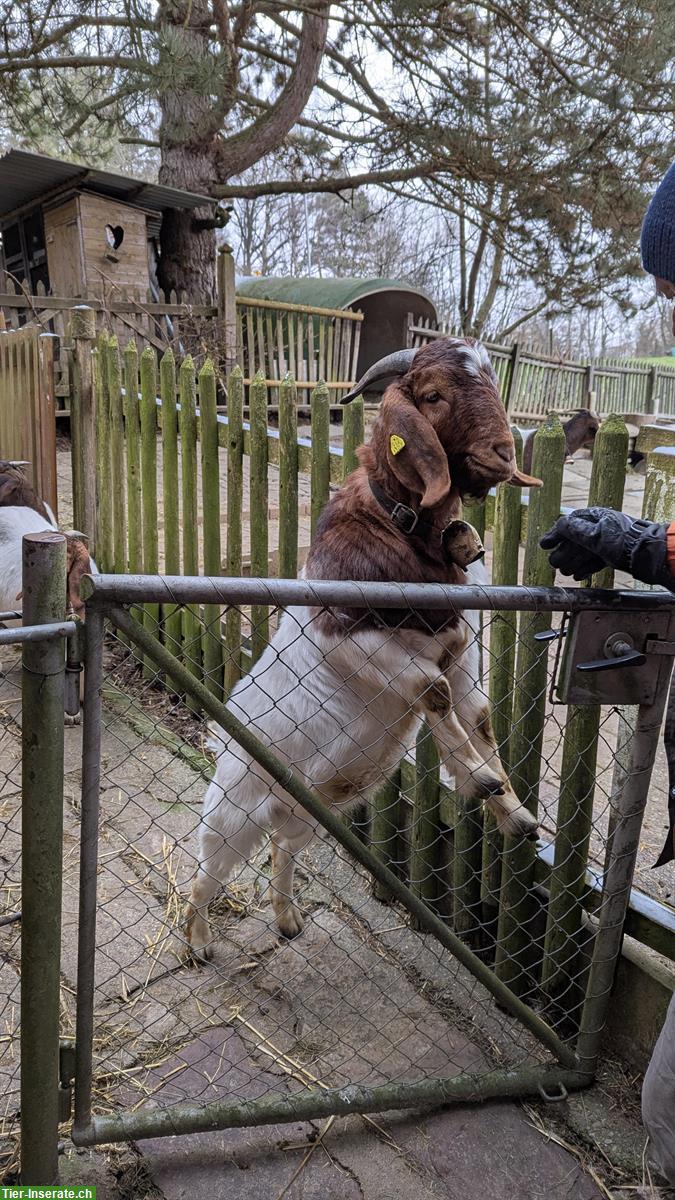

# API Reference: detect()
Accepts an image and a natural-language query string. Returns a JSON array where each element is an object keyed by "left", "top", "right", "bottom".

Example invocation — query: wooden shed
[{"left": 0, "top": 148, "right": 213, "bottom": 301}]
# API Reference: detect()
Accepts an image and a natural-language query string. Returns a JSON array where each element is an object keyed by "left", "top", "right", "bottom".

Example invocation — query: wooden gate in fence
[{"left": 0, "top": 323, "right": 58, "bottom": 515}]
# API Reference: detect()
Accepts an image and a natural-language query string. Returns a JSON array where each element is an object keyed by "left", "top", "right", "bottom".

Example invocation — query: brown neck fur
[{"left": 305, "top": 463, "right": 466, "bottom": 633}]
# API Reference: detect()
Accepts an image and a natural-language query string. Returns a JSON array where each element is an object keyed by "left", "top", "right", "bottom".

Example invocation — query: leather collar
[
  {"left": 368, "top": 479, "right": 485, "bottom": 570},
  {"left": 368, "top": 478, "right": 440, "bottom": 542}
]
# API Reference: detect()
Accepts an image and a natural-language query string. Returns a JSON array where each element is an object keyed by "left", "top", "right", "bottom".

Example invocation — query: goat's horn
[{"left": 340, "top": 349, "right": 418, "bottom": 405}]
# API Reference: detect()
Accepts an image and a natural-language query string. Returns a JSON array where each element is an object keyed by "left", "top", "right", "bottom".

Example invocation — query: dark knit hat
[{"left": 641, "top": 162, "right": 675, "bottom": 285}]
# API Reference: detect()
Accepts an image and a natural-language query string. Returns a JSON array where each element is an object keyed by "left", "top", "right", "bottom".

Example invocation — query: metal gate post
[
  {"left": 20, "top": 532, "right": 67, "bottom": 1185},
  {"left": 576, "top": 681, "right": 673, "bottom": 1071},
  {"left": 72, "top": 606, "right": 105, "bottom": 1140}
]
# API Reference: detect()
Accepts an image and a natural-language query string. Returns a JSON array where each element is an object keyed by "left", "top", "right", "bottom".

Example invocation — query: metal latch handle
[{"left": 577, "top": 639, "right": 646, "bottom": 673}]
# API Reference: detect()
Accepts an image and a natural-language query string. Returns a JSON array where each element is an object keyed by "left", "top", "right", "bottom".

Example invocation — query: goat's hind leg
[
  {"left": 185, "top": 775, "right": 272, "bottom": 961},
  {"left": 269, "top": 817, "right": 315, "bottom": 939},
  {"left": 185, "top": 855, "right": 224, "bottom": 963}
]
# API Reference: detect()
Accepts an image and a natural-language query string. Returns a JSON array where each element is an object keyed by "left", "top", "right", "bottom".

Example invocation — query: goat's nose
[{"left": 494, "top": 441, "right": 513, "bottom": 464}]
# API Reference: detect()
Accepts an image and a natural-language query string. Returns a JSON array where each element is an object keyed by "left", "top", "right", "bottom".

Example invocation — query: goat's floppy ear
[
  {"left": 379, "top": 387, "right": 451, "bottom": 508},
  {"left": 509, "top": 468, "right": 543, "bottom": 487}
]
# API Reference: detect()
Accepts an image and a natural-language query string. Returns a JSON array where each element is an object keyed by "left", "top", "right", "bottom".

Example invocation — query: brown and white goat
[
  {"left": 185, "top": 337, "right": 541, "bottom": 960},
  {"left": 521, "top": 409, "right": 599, "bottom": 474}
]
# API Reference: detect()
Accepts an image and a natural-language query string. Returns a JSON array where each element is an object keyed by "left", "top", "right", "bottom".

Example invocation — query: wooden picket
[
  {"left": 540, "top": 413, "right": 629, "bottom": 1011},
  {"left": 494, "top": 415, "right": 566, "bottom": 995},
  {"left": 0, "top": 324, "right": 57, "bottom": 515}
]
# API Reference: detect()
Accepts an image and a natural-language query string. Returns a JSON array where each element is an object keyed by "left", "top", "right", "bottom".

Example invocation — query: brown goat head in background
[{"left": 0, "top": 461, "right": 51, "bottom": 520}]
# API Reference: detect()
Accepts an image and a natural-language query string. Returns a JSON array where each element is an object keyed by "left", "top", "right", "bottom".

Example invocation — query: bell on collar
[{"left": 443, "top": 520, "right": 484, "bottom": 567}]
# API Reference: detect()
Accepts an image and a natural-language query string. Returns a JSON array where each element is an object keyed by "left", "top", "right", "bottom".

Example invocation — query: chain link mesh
[
  {"left": 0, "top": 643, "right": 23, "bottom": 1180},
  {"left": 77, "top": 590, "right": 637, "bottom": 1131}
]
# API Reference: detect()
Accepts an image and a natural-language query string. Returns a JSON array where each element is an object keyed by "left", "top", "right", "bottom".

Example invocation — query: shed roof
[
  {"left": 0, "top": 148, "right": 214, "bottom": 220},
  {"left": 236, "top": 275, "right": 437, "bottom": 313}
]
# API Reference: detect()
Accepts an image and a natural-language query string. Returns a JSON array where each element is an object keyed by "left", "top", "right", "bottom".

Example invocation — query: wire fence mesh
[
  {"left": 0, "top": 641, "right": 24, "bottom": 1180},
  {"left": 72, "top": 580, "right": 663, "bottom": 1139}
]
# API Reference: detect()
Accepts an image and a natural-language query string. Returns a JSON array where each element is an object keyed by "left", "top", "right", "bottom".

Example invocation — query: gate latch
[
  {"left": 575, "top": 633, "right": 646, "bottom": 673},
  {"left": 555, "top": 609, "right": 675, "bottom": 706},
  {"left": 59, "top": 1039, "right": 76, "bottom": 1123}
]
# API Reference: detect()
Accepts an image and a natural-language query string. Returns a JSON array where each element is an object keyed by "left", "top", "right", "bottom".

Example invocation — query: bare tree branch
[
  {"left": 215, "top": 0, "right": 330, "bottom": 178},
  {"left": 212, "top": 162, "right": 444, "bottom": 198},
  {"left": 0, "top": 53, "right": 153, "bottom": 75}
]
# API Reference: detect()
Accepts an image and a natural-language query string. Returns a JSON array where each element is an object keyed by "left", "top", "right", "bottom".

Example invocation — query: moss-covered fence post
[
  {"left": 494, "top": 414, "right": 565, "bottom": 994},
  {"left": 541, "top": 414, "right": 628, "bottom": 1009}
]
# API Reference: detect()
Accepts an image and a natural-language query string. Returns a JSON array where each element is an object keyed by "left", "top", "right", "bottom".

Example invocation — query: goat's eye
[{"left": 424, "top": 391, "right": 442, "bottom": 403}]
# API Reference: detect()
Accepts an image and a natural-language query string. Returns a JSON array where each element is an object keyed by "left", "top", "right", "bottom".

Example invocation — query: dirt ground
[{"left": 0, "top": 643, "right": 668, "bottom": 1199}]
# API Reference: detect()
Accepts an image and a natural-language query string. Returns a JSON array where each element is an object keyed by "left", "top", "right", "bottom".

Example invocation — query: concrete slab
[
  {"left": 99, "top": 787, "right": 202, "bottom": 894},
  {"left": 118, "top": 1028, "right": 362, "bottom": 1200},
  {"left": 98, "top": 710, "right": 205, "bottom": 809},
  {"left": 376, "top": 1101, "right": 607, "bottom": 1200},
  {"left": 133, "top": 1030, "right": 607, "bottom": 1200},
  {"left": 60, "top": 850, "right": 177, "bottom": 1002}
]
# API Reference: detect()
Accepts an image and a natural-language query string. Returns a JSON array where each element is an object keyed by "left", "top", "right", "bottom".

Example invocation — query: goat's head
[
  {"left": 564, "top": 408, "right": 600, "bottom": 451},
  {"left": 0, "top": 460, "right": 52, "bottom": 521},
  {"left": 342, "top": 338, "right": 542, "bottom": 507}
]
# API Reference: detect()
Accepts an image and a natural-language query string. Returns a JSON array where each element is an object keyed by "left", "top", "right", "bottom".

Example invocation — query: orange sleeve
[{"left": 666, "top": 521, "right": 675, "bottom": 577}]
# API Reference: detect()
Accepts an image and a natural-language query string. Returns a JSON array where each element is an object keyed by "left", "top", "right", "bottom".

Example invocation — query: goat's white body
[
  {"left": 186, "top": 560, "right": 524, "bottom": 954},
  {"left": 209, "top": 608, "right": 430, "bottom": 808},
  {"left": 0, "top": 506, "right": 57, "bottom": 611}
]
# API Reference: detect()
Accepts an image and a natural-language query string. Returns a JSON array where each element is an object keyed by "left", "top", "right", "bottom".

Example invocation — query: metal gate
[{"left": 64, "top": 572, "right": 675, "bottom": 1148}]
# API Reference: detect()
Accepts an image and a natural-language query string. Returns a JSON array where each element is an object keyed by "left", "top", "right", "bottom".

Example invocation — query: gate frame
[
  {"left": 72, "top": 573, "right": 675, "bottom": 1147},
  {"left": 9, "top": 533, "right": 77, "bottom": 1184}
]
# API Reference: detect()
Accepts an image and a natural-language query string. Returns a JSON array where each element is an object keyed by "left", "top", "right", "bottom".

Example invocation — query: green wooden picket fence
[
  {"left": 75, "top": 332, "right": 670, "bottom": 1004},
  {"left": 86, "top": 332, "right": 366, "bottom": 693}
]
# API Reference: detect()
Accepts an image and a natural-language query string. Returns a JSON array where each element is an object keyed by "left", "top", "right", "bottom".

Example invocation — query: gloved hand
[{"left": 540, "top": 507, "right": 674, "bottom": 586}]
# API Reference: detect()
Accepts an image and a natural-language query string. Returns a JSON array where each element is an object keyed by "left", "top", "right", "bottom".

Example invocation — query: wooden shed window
[{"left": 1, "top": 208, "right": 47, "bottom": 291}]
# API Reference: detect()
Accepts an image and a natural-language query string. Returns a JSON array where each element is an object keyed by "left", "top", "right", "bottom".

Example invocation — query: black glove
[{"left": 540, "top": 507, "right": 674, "bottom": 587}]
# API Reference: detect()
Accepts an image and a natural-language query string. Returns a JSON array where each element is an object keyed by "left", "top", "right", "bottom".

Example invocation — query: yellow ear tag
[{"left": 390, "top": 434, "right": 406, "bottom": 456}]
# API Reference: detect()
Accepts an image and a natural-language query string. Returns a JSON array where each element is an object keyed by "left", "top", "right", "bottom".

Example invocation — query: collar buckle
[{"left": 390, "top": 502, "right": 419, "bottom": 534}]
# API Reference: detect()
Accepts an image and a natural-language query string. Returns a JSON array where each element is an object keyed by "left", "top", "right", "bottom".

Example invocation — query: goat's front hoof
[
  {"left": 425, "top": 676, "right": 451, "bottom": 717},
  {"left": 474, "top": 772, "right": 506, "bottom": 799},
  {"left": 276, "top": 904, "right": 304, "bottom": 939},
  {"left": 185, "top": 911, "right": 214, "bottom": 963},
  {"left": 64, "top": 711, "right": 81, "bottom": 727},
  {"left": 498, "top": 804, "right": 539, "bottom": 841}
]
